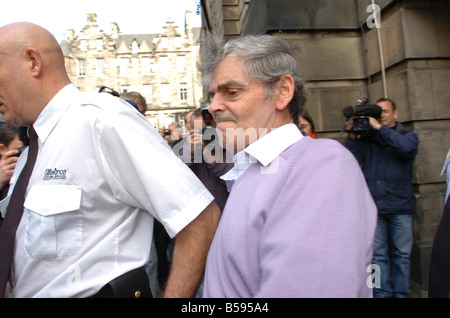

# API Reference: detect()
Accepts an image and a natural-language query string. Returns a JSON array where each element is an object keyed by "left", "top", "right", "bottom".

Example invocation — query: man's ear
[
  {"left": 25, "top": 47, "right": 42, "bottom": 78},
  {"left": 0, "top": 144, "right": 7, "bottom": 157},
  {"left": 275, "top": 74, "right": 295, "bottom": 111},
  {"left": 393, "top": 109, "right": 399, "bottom": 121}
]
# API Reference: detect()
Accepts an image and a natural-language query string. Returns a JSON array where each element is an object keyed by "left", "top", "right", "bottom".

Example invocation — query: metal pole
[{"left": 372, "top": 0, "right": 388, "bottom": 98}]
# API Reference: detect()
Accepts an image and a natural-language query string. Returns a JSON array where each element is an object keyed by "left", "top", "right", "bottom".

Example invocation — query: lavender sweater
[{"left": 203, "top": 136, "right": 377, "bottom": 298}]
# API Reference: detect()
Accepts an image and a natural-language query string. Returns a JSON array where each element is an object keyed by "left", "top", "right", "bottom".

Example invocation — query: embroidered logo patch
[{"left": 44, "top": 168, "right": 67, "bottom": 180}]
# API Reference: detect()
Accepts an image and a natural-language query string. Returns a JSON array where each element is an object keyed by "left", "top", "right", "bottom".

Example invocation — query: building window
[
  {"left": 76, "top": 59, "right": 86, "bottom": 77},
  {"left": 161, "top": 84, "right": 171, "bottom": 104},
  {"left": 96, "top": 39, "right": 103, "bottom": 51},
  {"left": 120, "top": 58, "right": 129, "bottom": 76},
  {"left": 142, "top": 85, "right": 152, "bottom": 104},
  {"left": 175, "top": 36, "right": 182, "bottom": 48},
  {"left": 176, "top": 55, "right": 186, "bottom": 73},
  {"left": 159, "top": 56, "right": 169, "bottom": 75},
  {"left": 80, "top": 39, "right": 88, "bottom": 52},
  {"left": 131, "top": 40, "right": 139, "bottom": 55},
  {"left": 96, "top": 59, "right": 105, "bottom": 77},
  {"left": 141, "top": 57, "right": 151, "bottom": 75},
  {"left": 160, "top": 37, "right": 168, "bottom": 49},
  {"left": 179, "top": 83, "right": 188, "bottom": 102}
]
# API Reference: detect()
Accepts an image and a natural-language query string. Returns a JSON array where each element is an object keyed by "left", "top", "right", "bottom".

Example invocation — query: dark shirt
[
  {"left": 176, "top": 139, "right": 233, "bottom": 213},
  {"left": 188, "top": 159, "right": 232, "bottom": 212}
]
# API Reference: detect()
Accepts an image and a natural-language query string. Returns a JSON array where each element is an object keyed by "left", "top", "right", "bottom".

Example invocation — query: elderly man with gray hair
[{"left": 200, "top": 34, "right": 377, "bottom": 298}]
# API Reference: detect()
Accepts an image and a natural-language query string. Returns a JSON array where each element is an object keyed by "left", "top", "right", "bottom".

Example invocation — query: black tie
[{"left": 0, "top": 126, "right": 38, "bottom": 297}]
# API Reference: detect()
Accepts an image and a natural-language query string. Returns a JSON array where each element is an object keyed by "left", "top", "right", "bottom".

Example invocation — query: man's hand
[
  {"left": 369, "top": 117, "right": 382, "bottom": 130},
  {"left": 190, "top": 129, "right": 204, "bottom": 148},
  {"left": 0, "top": 149, "right": 19, "bottom": 188},
  {"left": 345, "top": 119, "right": 356, "bottom": 139}
]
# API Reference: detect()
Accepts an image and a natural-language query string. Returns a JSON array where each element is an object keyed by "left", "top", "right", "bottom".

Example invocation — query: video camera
[
  {"left": 343, "top": 97, "right": 382, "bottom": 135},
  {"left": 98, "top": 86, "right": 120, "bottom": 97},
  {"left": 200, "top": 101, "right": 216, "bottom": 146},
  {"left": 201, "top": 101, "right": 214, "bottom": 128}
]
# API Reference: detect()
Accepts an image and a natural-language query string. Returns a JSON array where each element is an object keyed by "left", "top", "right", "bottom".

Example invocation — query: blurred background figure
[
  {"left": 0, "top": 123, "right": 23, "bottom": 200},
  {"left": 184, "top": 110, "right": 194, "bottom": 133},
  {"left": 163, "top": 123, "right": 183, "bottom": 147},
  {"left": 120, "top": 91, "right": 148, "bottom": 115},
  {"left": 298, "top": 109, "right": 316, "bottom": 138},
  {"left": 185, "top": 107, "right": 232, "bottom": 212}
]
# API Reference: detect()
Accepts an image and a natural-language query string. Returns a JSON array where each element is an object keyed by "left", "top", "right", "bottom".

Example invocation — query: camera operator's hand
[
  {"left": 0, "top": 149, "right": 19, "bottom": 188},
  {"left": 345, "top": 119, "right": 357, "bottom": 139},
  {"left": 189, "top": 129, "right": 205, "bottom": 152},
  {"left": 369, "top": 117, "right": 382, "bottom": 130}
]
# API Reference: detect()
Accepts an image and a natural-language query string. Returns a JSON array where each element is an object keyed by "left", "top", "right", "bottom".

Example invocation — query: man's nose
[{"left": 208, "top": 94, "right": 224, "bottom": 115}]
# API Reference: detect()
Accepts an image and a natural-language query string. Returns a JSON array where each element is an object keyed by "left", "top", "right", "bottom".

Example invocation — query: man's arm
[
  {"left": 369, "top": 117, "right": 418, "bottom": 159},
  {"left": 163, "top": 201, "right": 221, "bottom": 297}
]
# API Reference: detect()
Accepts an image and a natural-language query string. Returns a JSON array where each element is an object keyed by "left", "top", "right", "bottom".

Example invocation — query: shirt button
[{"left": 135, "top": 291, "right": 141, "bottom": 298}]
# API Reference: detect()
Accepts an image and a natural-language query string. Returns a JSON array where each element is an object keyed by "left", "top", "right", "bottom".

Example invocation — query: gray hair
[{"left": 198, "top": 33, "right": 309, "bottom": 124}]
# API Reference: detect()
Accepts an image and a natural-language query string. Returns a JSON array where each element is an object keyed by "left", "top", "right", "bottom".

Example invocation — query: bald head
[
  {"left": 0, "top": 22, "right": 71, "bottom": 125},
  {"left": 0, "top": 22, "right": 59, "bottom": 53}
]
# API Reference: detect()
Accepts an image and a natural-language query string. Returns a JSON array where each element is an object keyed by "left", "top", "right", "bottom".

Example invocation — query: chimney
[
  {"left": 66, "top": 29, "right": 75, "bottom": 42},
  {"left": 87, "top": 13, "right": 98, "bottom": 26},
  {"left": 111, "top": 22, "right": 120, "bottom": 40}
]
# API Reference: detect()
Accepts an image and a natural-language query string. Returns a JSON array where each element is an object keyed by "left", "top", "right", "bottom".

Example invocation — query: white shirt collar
[
  {"left": 221, "top": 123, "right": 303, "bottom": 190},
  {"left": 33, "top": 84, "right": 79, "bottom": 143},
  {"left": 245, "top": 123, "right": 303, "bottom": 167}
]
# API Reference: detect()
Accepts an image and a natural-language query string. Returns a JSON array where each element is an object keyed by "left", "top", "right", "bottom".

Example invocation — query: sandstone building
[{"left": 61, "top": 13, "right": 203, "bottom": 130}]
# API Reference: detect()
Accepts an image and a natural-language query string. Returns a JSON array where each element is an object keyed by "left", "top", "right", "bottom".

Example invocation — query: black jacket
[{"left": 346, "top": 122, "right": 419, "bottom": 214}]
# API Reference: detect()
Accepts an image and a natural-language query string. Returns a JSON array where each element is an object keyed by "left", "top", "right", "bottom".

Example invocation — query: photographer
[
  {"left": 345, "top": 98, "right": 419, "bottom": 298},
  {"left": 0, "top": 123, "right": 24, "bottom": 201},
  {"left": 183, "top": 106, "right": 233, "bottom": 212}
]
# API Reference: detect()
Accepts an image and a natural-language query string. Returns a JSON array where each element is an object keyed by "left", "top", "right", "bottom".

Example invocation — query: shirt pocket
[{"left": 23, "top": 185, "right": 82, "bottom": 259}]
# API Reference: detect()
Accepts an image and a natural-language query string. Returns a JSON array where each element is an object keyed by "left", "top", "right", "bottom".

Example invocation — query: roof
[
  {"left": 117, "top": 33, "right": 158, "bottom": 51},
  {"left": 60, "top": 24, "right": 201, "bottom": 57}
]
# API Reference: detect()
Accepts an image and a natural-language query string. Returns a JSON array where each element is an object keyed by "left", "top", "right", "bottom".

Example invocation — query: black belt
[{"left": 91, "top": 266, "right": 152, "bottom": 298}]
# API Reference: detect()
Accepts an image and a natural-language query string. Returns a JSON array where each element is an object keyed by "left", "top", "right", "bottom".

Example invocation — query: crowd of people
[{"left": 0, "top": 21, "right": 448, "bottom": 298}]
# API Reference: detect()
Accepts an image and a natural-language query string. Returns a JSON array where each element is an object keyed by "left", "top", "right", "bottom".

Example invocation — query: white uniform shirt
[{"left": 0, "top": 84, "right": 213, "bottom": 297}]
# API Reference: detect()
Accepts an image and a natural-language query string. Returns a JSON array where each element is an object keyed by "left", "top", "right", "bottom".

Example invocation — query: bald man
[{"left": 0, "top": 23, "right": 220, "bottom": 298}]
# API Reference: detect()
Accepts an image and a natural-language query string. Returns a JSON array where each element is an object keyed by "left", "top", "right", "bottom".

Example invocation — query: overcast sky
[{"left": 0, "top": 0, "right": 202, "bottom": 42}]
